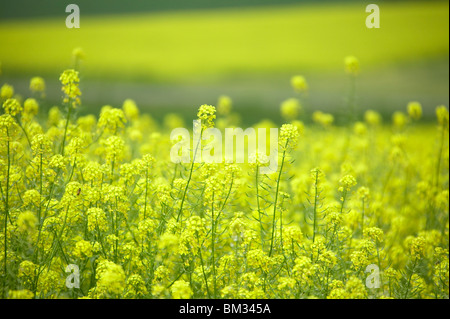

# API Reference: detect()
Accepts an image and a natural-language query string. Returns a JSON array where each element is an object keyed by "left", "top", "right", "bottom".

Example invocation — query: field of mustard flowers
[{"left": 0, "top": 55, "right": 448, "bottom": 300}]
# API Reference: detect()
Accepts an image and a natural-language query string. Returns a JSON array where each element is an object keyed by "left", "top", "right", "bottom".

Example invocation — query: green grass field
[
  {"left": 0, "top": 1, "right": 448, "bottom": 124},
  {"left": 0, "top": 1, "right": 447, "bottom": 82}
]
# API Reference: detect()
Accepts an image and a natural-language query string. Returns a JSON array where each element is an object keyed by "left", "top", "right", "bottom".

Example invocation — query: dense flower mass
[
  {"left": 2, "top": 98, "right": 22, "bottom": 116},
  {"left": 197, "top": 104, "right": 216, "bottom": 129},
  {"left": 0, "top": 63, "right": 448, "bottom": 300},
  {"left": 59, "top": 69, "right": 81, "bottom": 108}
]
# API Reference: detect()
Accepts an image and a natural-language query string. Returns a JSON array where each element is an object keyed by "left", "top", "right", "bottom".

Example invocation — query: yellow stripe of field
[{"left": 0, "top": 1, "right": 448, "bottom": 82}]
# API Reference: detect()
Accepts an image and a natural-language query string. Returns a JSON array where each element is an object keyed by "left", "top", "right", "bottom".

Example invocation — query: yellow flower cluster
[
  {"left": 409, "top": 236, "right": 426, "bottom": 260},
  {"left": 197, "top": 104, "right": 216, "bottom": 129},
  {"left": 59, "top": 69, "right": 81, "bottom": 108},
  {"left": 338, "top": 174, "right": 357, "bottom": 192},
  {"left": 0, "top": 67, "right": 448, "bottom": 300},
  {"left": 279, "top": 123, "right": 300, "bottom": 150},
  {"left": 2, "top": 98, "right": 22, "bottom": 116},
  {"left": 98, "top": 106, "right": 127, "bottom": 134},
  {"left": 89, "top": 259, "right": 126, "bottom": 298},
  {"left": 171, "top": 280, "right": 193, "bottom": 299},
  {"left": 73, "top": 240, "right": 94, "bottom": 259}
]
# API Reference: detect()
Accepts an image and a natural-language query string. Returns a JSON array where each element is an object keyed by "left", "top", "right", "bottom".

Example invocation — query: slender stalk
[
  {"left": 178, "top": 162, "right": 195, "bottom": 221},
  {"left": 2, "top": 129, "right": 11, "bottom": 298},
  {"left": 38, "top": 151, "right": 43, "bottom": 225},
  {"left": 55, "top": 231, "right": 70, "bottom": 265},
  {"left": 404, "top": 259, "right": 418, "bottom": 299},
  {"left": 269, "top": 143, "right": 287, "bottom": 257},
  {"left": 114, "top": 197, "right": 119, "bottom": 263},
  {"left": 218, "top": 172, "right": 234, "bottom": 214},
  {"left": 361, "top": 197, "right": 365, "bottom": 238},
  {"left": 177, "top": 128, "right": 202, "bottom": 222},
  {"left": 16, "top": 118, "right": 32, "bottom": 149},
  {"left": 60, "top": 105, "right": 72, "bottom": 155},
  {"left": 66, "top": 159, "right": 77, "bottom": 184},
  {"left": 96, "top": 225, "right": 108, "bottom": 259},
  {"left": 170, "top": 163, "right": 178, "bottom": 187},
  {"left": 37, "top": 203, "right": 72, "bottom": 293},
  {"left": 340, "top": 190, "right": 348, "bottom": 214},
  {"left": 110, "top": 158, "right": 115, "bottom": 184},
  {"left": 376, "top": 243, "right": 383, "bottom": 293},
  {"left": 198, "top": 243, "right": 211, "bottom": 299},
  {"left": 255, "top": 165, "right": 265, "bottom": 249},
  {"left": 312, "top": 170, "right": 319, "bottom": 243},
  {"left": 143, "top": 168, "right": 149, "bottom": 219},
  {"left": 211, "top": 192, "right": 217, "bottom": 298},
  {"left": 33, "top": 168, "right": 63, "bottom": 264}
]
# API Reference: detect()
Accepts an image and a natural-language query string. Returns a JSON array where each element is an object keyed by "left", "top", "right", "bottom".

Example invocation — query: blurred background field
[{"left": 0, "top": 0, "right": 448, "bottom": 126}]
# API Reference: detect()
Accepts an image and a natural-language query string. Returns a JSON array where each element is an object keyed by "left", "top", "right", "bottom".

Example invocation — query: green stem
[
  {"left": 255, "top": 165, "right": 265, "bottom": 249},
  {"left": 2, "top": 130, "right": 11, "bottom": 298},
  {"left": 60, "top": 104, "right": 72, "bottom": 155},
  {"left": 404, "top": 259, "right": 418, "bottom": 299},
  {"left": 338, "top": 189, "right": 348, "bottom": 225},
  {"left": 143, "top": 166, "right": 151, "bottom": 220},
  {"left": 16, "top": 117, "right": 32, "bottom": 149},
  {"left": 111, "top": 157, "right": 115, "bottom": 184},
  {"left": 269, "top": 143, "right": 287, "bottom": 257},
  {"left": 211, "top": 192, "right": 217, "bottom": 298},
  {"left": 39, "top": 152, "right": 43, "bottom": 225},
  {"left": 177, "top": 128, "right": 202, "bottom": 223},
  {"left": 114, "top": 197, "right": 119, "bottom": 263},
  {"left": 376, "top": 244, "right": 383, "bottom": 293},
  {"left": 33, "top": 168, "right": 63, "bottom": 264},
  {"left": 361, "top": 198, "right": 365, "bottom": 238},
  {"left": 198, "top": 243, "right": 211, "bottom": 299},
  {"left": 66, "top": 157, "right": 77, "bottom": 184},
  {"left": 312, "top": 170, "right": 319, "bottom": 243}
]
